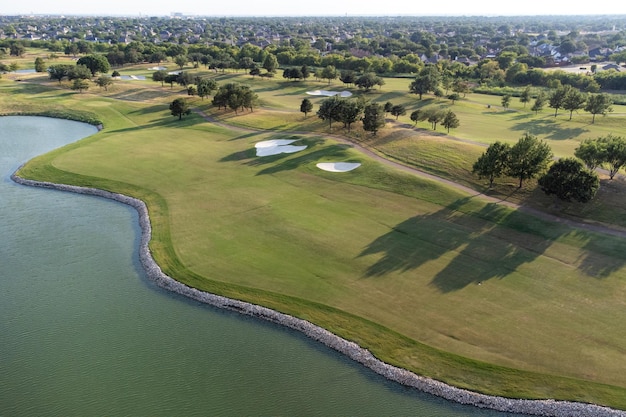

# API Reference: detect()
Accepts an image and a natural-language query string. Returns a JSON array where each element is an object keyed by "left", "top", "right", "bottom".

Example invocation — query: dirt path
[{"left": 193, "top": 108, "right": 626, "bottom": 239}]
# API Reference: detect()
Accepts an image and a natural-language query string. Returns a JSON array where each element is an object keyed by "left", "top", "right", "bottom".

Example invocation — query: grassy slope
[{"left": 4, "top": 75, "right": 626, "bottom": 409}]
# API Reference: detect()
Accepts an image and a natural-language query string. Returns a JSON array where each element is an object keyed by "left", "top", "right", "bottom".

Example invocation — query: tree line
[{"left": 473, "top": 133, "right": 626, "bottom": 203}]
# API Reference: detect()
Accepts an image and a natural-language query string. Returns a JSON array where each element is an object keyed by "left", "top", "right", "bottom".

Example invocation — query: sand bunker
[
  {"left": 148, "top": 66, "right": 167, "bottom": 70},
  {"left": 306, "top": 90, "right": 353, "bottom": 97},
  {"left": 118, "top": 75, "right": 146, "bottom": 80},
  {"left": 255, "top": 139, "right": 307, "bottom": 157},
  {"left": 316, "top": 162, "right": 361, "bottom": 172}
]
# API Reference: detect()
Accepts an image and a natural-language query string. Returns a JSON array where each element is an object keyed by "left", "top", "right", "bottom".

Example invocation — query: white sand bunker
[
  {"left": 255, "top": 139, "right": 307, "bottom": 157},
  {"left": 316, "top": 162, "right": 361, "bottom": 172},
  {"left": 306, "top": 90, "right": 353, "bottom": 97},
  {"left": 148, "top": 66, "right": 167, "bottom": 70}
]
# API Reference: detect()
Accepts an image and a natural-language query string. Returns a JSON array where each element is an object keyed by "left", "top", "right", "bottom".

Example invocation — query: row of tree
[
  {"left": 473, "top": 133, "right": 626, "bottom": 202},
  {"left": 312, "top": 96, "right": 386, "bottom": 134}
]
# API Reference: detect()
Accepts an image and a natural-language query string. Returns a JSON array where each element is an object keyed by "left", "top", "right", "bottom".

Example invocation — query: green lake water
[{"left": 0, "top": 116, "right": 525, "bottom": 416}]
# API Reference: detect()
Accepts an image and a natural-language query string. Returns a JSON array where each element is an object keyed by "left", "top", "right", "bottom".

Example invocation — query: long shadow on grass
[
  {"left": 359, "top": 198, "right": 626, "bottom": 292},
  {"left": 511, "top": 118, "right": 590, "bottom": 140}
]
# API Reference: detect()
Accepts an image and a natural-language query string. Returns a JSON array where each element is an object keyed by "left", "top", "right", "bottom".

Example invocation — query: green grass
[{"left": 5, "top": 78, "right": 626, "bottom": 410}]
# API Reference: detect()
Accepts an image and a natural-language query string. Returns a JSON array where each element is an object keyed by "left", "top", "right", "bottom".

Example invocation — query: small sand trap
[
  {"left": 316, "top": 162, "right": 361, "bottom": 172},
  {"left": 148, "top": 66, "right": 167, "bottom": 70},
  {"left": 255, "top": 139, "right": 308, "bottom": 157},
  {"left": 306, "top": 90, "right": 353, "bottom": 97}
]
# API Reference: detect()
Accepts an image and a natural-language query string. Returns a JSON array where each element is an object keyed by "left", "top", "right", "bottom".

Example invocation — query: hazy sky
[{"left": 4, "top": 0, "right": 626, "bottom": 17}]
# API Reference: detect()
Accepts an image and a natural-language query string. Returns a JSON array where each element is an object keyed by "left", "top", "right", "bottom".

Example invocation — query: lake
[{"left": 0, "top": 116, "right": 523, "bottom": 416}]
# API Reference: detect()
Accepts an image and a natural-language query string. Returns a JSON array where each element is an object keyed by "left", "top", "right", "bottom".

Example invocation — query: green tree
[
  {"left": 262, "top": 54, "right": 278, "bottom": 73},
  {"left": 317, "top": 95, "right": 343, "bottom": 129},
  {"left": 94, "top": 75, "right": 113, "bottom": 91},
  {"left": 410, "top": 109, "right": 423, "bottom": 126},
  {"left": 321, "top": 65, "right": 338, "bottom": 84},
  {"left": 196, "top": 78, "right": 217, "bottom": 100},
  {"left": 76, "top": 54, "right": 110, "bottom": 76},
  {"left": 67, "top": 64, "right": 92, "bottom": 80},
  {"left": 506, "top": 133, "right": 553, "bottom": 188},
  {"left": 34, "top": 57, "right": 46, "bottom": 73},
  {"left": 538, "top": 158, "right": 599, "bottom": 203},
  {"left": 170, "top": 97, "right": 191, "bottom": 120},
  {"left": 472, "top": 141, "right": 511, "bottom": 188},
  {"left": 384, "top": 101, "right": 393, "bottom": 114},
  {"left": 584, "top": 93, "right": 613, "bottom": 124},
  {"left": 575, "top": 138, "right": 606, "bottom": 171},
  {"left": 337, "top": 99, "right": 364, "bottom": 132},
  {"left": 47, "top": 64, "right": 72, "bottom": 83},
  {"left": 174, "top": 55, "right": 188, "bottom": 70},
  {"left": 152, "top": 69, "right": 167, "bottom": 86},
  {"left": 519, "top": 86, "right": 531, "bottom": 108},
  {"left": 9, "top": 43, "right": 25, "bottom": 57},
  {"left": 531, "top": 92, "right": 545, "bottom": 114},
  {"left": 164, "top": 73, "right": 178, "bottom": 88},
  {"left": 71, "top": 78, "right": 90, "bottom": 93},
  {"left": 362, "top": 103, "right": 385, "bottom": 135},
  {"left": 447, "top": 93, "right": 460, "bottom": 104},
  {"left": 600, "top": 134, "right": 626, "bottom": 179},
  {"left": 562, "top": 88, "right": 586, "bottom": 120},
  {"left": 300, "top": 98, "right": 313, "bottom": 118},
  {"left": 501, "top": 94, "right": 511, "bottom": 109},
  {"left": 548, "top": 84, "right": 572, "bottom": 117},
  {"left": 409, "top": 65, "right": 440, "bottom": 99},
  {"left": 355, "top": 72, "right": 384, "bottom": 91},
  {"left": 426, "top": 109, "right": 446, "bottom": 130},
  {"left": 390, "top": 104, "right": 406, "bottom": 120},
  {"left": 442, "top": 110, "right": 460, "bottom": 133}
]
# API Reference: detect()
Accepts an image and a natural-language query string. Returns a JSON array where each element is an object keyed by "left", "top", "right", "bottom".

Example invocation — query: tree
[
  {"left": 71, "top": 79, "right": 90, "bottom": 93},
  {"left": 426, "top": 109, "right": 446, "bottom": 130},
  {"left": 321, "top": 65, "right": 338, "bottom": 84},
  {"left": 300, "top": 98, "right": 313, "bottom": 118},
  {"left": 600, "top": 134, "right": 626, "bottom": 180},
  {"left": 196, "top": 78, "right": 217, "bottom": 100},
  {"left": 262, "top": 54, "right": 278, "bottom": 73},
  {"left": 447, "top": 93, "right": 460, "bottom": 104},
  {"left": 337, "top": 99, "right": 364, "bottom": 132},
  {"left": 34, "top": 57, "right": 46, "bottom": 73},
  {"left": 174, "top": 55, "right": 188, "bottom": 70},
  {"left": 575, "top": 138, "right": 606, "bottom": 171},
  {"left": 340, "top": 69, "right": 357, "bottom": 86},
  {"left": 317, "top": 95, "right": 343, "bottom": 129},
  {"left": 164, "top": 74, "right": 178, "bottom": 88},
  {"left": 531, "top": 92, "right": 545, "bottom": 114},
  {"left": 562, "top": 88, "right": 586, "bottom": 120},
  {"left": 47, "top": 64, "right": 72, "bottom": 83},
  {"left": 362, "top": 103, "right": 385, "bottom": 135},
  {"left": 410, "top": 109, "right": 423, "bottom": 126},
  {"left": 538, "top": 158, "right": 599, "bottom": 203},
  {"left": 472, "top": 141, "right": 511, "bottom": 188},
  {"left": 501, "top": 94, "right": 511, "bottom": 109},
  {"left": 152, "top": 69, "right": 167, "bottom": 86},
  {"left": 390, "top": 104, "right": 406, "bottom": 120},
  {"left": 506, "top": 133, "right": 553, "bottom": 188},
  {"left": 442, "top": 110, "right": 460, "bottom": 133},
  {"left": 95, "top": 75, "right": 113, "bottom": 91},
  {"left": 76, "top": 54, "right": 110, "bottom": 76},
  {"left": 10, "top": 43, "right": 25, "bottom": 57},
  {"left": 355, "top": 72, "right": 384, "bottom": 91},
  {"left": 67, "top": 64, "right": 92, "bottom": 80},
  {"left": 452, "top": 79, "right": 470, "bottom": 97},
  {"left": 384, "top": 101, "right": 393, "bottom": 114},
  {"left": 409, "top": 65, "right": 440, "bottom": 99},
  {"left": 519, "top": 86, "right": 531, "bottom": 108},
  {"left": 170, "top": 98, "right": 191, "bottom": 120},
  {"left": 548, "top": 84, "right": 572, "bottom": 117},
  {"left": 584, "top": 93, "right": 613, "bottom": 123}
]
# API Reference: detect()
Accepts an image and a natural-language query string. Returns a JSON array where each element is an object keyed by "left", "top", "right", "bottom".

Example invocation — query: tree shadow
[
  {"left": 359, "top": 197, "right": 626, "bottom": 293},
  {"left": 254, "top": 143, "right": 351, "bottom": 175},
  {"left": 511, "top": 118, "right": 589, "bottom": 140}
]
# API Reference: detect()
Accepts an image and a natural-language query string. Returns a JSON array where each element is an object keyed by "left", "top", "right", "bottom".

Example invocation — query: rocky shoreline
[{"left": 12, "top": 171, "right": 626, "bottom": 417}]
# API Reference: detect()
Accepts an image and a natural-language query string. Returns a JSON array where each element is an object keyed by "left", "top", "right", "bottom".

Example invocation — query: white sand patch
[
  {"left": 148, "top": 66, "right": 167, "bottom": 70},
  {"left": 316, "top": 162, "right": 361, "bottom": 172},
  {"left": 306, "top": 90, "right": 353, "bottom": 97},
  {"left": 255, "top": 139, "right": 307, "bottom": 156},
  {"left": 255, "top": 139, "right": 297, "bottom": 148}
]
